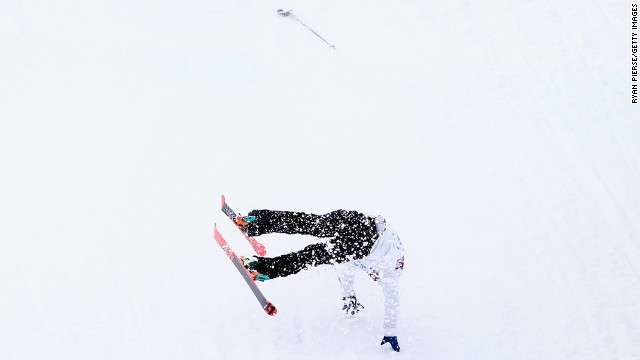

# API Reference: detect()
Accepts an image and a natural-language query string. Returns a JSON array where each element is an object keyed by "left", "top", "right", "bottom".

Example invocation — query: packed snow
[{"left": 1, "top": 0, "right": 639, "bottom": 359}]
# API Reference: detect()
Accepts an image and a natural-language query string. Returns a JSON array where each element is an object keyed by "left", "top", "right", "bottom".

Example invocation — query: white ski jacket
[{"left": 336, "top": 216, "right": 404, "bottom": 336}]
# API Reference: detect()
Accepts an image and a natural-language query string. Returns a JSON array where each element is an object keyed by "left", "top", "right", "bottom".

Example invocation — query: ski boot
[
  {"left": 240, "top": 256, "right": 270, "bottom": 282},
  {"left": 235, "top": 212, "right": 261, "bottom": 236},
  {"left": 235, "top": 214, "right": 256, "bottom": 226},
  {"left": 342, "top": 295, "right": 364, "bottom": 319}
]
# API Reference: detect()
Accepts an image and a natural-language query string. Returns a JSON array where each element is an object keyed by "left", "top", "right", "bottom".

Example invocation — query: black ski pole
[{"left": 277, "top": 9, "right": 335, "bottom": 50}]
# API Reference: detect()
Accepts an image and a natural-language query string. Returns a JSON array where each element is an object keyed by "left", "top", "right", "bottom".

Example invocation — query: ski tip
[{"left": 221, "top": 194, "right": 226, "bottom": 207}]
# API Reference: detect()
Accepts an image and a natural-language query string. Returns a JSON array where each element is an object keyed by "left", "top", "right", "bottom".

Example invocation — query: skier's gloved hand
[{"left": 380, "top": 336, "right": 400, "bottom": 352}]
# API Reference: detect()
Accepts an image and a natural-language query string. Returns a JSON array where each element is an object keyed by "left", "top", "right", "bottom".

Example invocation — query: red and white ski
[
  {"left": 213, "top": 224, "right": 277, "bottom": 316},
  {"left": 220, "top": 195, "right": 267, "bottom": 256}
]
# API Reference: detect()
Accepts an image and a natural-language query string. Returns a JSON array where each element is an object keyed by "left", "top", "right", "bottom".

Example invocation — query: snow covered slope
[{"left": 1, "top": 0, "right": 639, "bottom": 359}]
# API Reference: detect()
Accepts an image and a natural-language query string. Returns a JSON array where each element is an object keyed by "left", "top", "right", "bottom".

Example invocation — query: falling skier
[{"left": 236, "top": 208, "right": 404, "bottom": 352}]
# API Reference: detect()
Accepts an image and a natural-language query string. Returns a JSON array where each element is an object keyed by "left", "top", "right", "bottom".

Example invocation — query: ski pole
[{"left": 277, "top": 9, "right": 336, "bottom": 50}]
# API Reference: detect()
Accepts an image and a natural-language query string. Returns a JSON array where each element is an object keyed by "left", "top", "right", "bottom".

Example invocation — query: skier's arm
[
  {"left": 379, "top": 273, "right": 401, "bottom": 352},
  {"left": 380, "top": 274, "right": 400, "bottom": 336},
  {"left": 334, "top": 262, "right": 356, "bottom": 298}
]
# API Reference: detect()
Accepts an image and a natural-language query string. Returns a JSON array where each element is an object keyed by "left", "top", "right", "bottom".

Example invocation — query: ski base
[{"left": 214, "top": 224, "right": 277, "bottom": 316}]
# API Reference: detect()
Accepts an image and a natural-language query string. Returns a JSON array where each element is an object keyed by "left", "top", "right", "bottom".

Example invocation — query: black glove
[{"left": 381, "top": 336, "right": 400, "bottom": 352}]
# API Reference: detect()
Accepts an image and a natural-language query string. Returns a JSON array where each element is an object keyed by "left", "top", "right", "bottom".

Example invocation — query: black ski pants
[{"left": 245, "top": 209, "right": 378, "bottom": 279}]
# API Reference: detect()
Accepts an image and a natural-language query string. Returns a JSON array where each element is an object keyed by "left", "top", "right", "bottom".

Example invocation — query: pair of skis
[{"left": 213, "top": 195, "right": 276, "bottom": 316}]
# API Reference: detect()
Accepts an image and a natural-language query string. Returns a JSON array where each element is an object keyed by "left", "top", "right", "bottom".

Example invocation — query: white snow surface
[{"left": 2, "top": 0, "right": 640, "bottom": 359}]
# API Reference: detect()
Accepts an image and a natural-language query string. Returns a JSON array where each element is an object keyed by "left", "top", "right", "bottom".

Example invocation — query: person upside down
[{"left": 235, "top": 208, "right": 405, "bottom": 352}]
